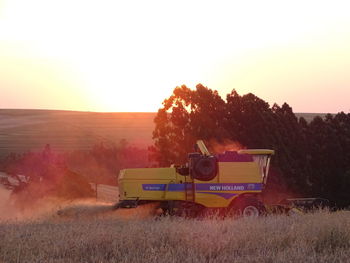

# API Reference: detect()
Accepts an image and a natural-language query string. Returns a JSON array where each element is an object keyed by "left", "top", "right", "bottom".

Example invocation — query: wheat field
[{"left": 0, "top": 201, "right": 349, "bottom": 263}]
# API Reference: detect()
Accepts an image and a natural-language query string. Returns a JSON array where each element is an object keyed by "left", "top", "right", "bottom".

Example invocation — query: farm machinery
[
  {"left": 115, "top": 140, "right": 315, "bottom": 217},
  {"left": 116, "top": 140, "right": 276, "bottom": 217}
]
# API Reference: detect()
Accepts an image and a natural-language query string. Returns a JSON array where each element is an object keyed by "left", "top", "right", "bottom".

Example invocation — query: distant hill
[
  {"left": 0, "top": 109, "right": 156, "bottom": 158},
  {"left": 0, "top": 109, "right": 330, "bottom": 158},
  {"left": 294, "top": 112, "right": 333, "bottom": 123}
]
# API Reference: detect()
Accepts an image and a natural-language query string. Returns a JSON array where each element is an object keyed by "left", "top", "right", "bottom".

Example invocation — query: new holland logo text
[{"left": 209, "top": 185, "right": 245, "bottom": 191}]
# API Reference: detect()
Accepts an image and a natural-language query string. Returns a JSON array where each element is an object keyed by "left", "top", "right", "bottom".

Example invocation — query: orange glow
[{"left": 1, "top": 0, "right": 350, "bottom": 112}]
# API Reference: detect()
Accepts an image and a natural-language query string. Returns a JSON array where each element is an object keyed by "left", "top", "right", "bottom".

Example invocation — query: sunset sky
[{"left": 1, "top": 0, "right": 349, "bottom": 113}]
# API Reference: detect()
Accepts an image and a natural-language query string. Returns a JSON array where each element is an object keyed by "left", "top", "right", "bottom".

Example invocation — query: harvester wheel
[{"left": 231, "top": 197, "right": 266, "bottom": 218}]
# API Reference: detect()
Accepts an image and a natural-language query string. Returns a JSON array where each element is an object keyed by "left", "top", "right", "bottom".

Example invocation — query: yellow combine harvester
[{"left": 115, "top": 140, "right": 277, "bottom": 217}]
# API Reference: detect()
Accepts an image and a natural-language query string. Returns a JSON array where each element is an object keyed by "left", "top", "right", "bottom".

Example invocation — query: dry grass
[{"left": 0, "top": 202, "right": 349, "bottom": 263}]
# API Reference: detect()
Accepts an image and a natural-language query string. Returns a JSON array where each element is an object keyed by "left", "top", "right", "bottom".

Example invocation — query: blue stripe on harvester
[
  {"left": 196, "top": 192, "right": 237, "bottom": 199},
  {"left": 142, "top": 183, "right": 261, "bottom": 200},
  {"left": 195, "top": 183, "right": 262, "bottom": 191},
  {"left": 142, "top": 184, "right": 166, "bottom": 191},
  {"left": 168, "top": 184, "right": 186, "bottom": 191},
  {"left": 142, "top": 183, "right": 262, "bottom": 192},
  {"left": 142, "top": 184, "right": 186, "bottom": 191}
]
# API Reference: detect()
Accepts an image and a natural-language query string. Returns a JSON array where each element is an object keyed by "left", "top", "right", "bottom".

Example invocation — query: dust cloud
[
  {"left": 0, "top": 185, "right": 159, "bottom": 222},
  {"left": 57, "top": 201, "right": 160, "bottom": 220},
  {"left": 0, "top": 185, "right": 12, "bottom": 219},
  {"left": 208, "top": 139, "right": 245, "bottom": 154},
  {"left": 0, "top": 187, "right": 66, "bottom": 221}
]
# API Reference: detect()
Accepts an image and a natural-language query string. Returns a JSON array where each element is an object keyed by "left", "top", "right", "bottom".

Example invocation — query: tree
[
  {"left": 151, "top": 84, "right": 227, "bottom": 166},
  {"left": 305, "top": 113, "right": 350, "bottom": 206}
]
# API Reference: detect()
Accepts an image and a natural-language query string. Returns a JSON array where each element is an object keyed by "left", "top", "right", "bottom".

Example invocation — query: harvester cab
[
  {"left": 116, "top": 140, "right": 275, "bottom": 217},
  {"left": 237, "top": 149, "right": 273, "bottom": 186}
]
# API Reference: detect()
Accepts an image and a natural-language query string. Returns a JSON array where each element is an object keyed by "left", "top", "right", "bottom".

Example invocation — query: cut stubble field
[{"left": 0, "top": 202, "right": 349, "bottom": 263}]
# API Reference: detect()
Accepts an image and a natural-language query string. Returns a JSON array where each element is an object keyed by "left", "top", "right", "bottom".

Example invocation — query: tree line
[{"left": 150, "top": 84, "right": 350, "bottom": 207}]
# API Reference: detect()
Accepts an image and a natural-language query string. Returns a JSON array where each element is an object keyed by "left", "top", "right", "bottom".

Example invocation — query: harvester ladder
[{"left": 184, "top": 176, "right": 195, "bottom": 202}]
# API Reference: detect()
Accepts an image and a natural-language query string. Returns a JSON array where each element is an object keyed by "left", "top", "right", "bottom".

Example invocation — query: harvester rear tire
[{"left": 230, "top": 197, "right": 266, "bottom": 218}]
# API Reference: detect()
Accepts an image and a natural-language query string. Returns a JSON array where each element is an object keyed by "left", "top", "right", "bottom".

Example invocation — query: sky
[{"left": 0, "top": 0, "right": 349, "bottom": 113}]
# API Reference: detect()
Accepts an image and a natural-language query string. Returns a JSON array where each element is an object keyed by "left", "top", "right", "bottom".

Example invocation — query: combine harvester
[{"left": 115, "top": 140, "right": 303, "bottom": 217}]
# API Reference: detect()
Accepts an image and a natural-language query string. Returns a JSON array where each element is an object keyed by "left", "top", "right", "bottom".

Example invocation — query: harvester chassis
[{"left": 115, "top": 140, "right": 329, "bottom": 218}]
